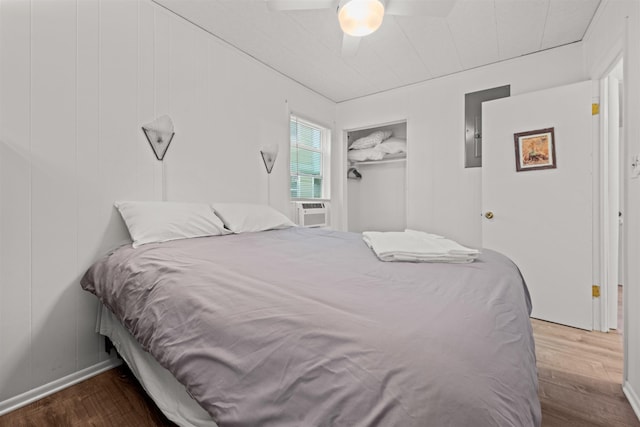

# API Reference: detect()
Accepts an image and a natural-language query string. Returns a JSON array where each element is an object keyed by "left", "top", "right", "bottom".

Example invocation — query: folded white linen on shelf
[{"left": 362, "top": 229, "right": 480, "bottom": 263}]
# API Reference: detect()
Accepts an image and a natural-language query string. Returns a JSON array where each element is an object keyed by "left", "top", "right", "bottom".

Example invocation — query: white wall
[
  {"left": 584, "top": 0, "right": 640, "bottom": 419},
  {"left": 161, "top": 15, "right": 335, "bottom": 214},
  {"left": 0, "top": 0, "right": 333, "bottom": 410},
  {"left": 334, "top": 43, "right": 586, "bottom": 247},
  {"left": 347, "top": 161, "right": 406, "bottom": 233}
]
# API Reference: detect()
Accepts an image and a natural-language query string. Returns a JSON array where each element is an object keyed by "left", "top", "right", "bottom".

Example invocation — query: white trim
[
  {"left": 584, "top": 1, "right": 625, "bottom": 80},
  {"left": 623, "top": 381, "right": 640, "bottom": 422},
  {"left": 342, "top": 117, "right": 407, "bottom": 134},
  {"left": 621, "top": 14, "right": 630, "bottom": 387},
  {"left": 351, "top": 157, "right": 406, "bottom": 166},
  {"left": 0, "top": 358, "right": 121, "bottom": 416},
  {"left": 596, "top": 45, "right": 625, "bottom": 333},
  {"left": 583, "top": 0, "right": 609, "bottom": 43},
  {"left": 598, "top": 75, "right": 609, "bottom": 332}
]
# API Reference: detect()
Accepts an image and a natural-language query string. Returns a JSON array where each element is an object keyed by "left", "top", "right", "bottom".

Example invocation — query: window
[{"left": 290, "top": 115, "right": 330, "bottom": 199}]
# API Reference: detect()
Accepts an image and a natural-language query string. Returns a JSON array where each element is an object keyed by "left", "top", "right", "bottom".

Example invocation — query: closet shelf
[{"left": 350, "top": 156, "right": 406, "bottom": 166}]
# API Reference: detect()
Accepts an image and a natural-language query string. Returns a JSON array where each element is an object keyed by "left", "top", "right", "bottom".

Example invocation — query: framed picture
[{"left": 513, "top": 127, "right": 556, "bottom": 172}]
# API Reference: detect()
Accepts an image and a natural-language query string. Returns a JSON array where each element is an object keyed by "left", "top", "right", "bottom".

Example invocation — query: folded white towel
[{"left": 362, "top": 229, "right": 480, "bottom": 263}]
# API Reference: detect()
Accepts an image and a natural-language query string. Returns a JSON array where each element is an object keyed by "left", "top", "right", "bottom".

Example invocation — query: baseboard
[
  {"left": 0, "top": 358, "right": 122, "bottom": 416},
  {"left": 623, "top": 381, "right": 640, "bottom": 422}
]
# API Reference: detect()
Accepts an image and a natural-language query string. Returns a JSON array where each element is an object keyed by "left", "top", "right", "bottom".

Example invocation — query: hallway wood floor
[
  {"left": 532, "top": 318, "right": 636, "bottom": 426},
  {"left": 1, "top": 287, "right": 637, "bottom": 426},
  {"left": 534, "top": 285, "right": 638, "bottom": 427}
]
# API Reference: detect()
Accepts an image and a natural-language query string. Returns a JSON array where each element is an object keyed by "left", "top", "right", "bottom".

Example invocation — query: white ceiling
[{"left": 154, "top": 0, "right": 601, "bottom": 103}]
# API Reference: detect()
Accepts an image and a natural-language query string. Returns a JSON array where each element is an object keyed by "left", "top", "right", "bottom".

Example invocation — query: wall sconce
[
  {"left": 260, "top": 144, "right": 279, "bottom": 205},
  {"left": 142, "top": 115, "right": 175, "bottom": 161},
  {"left": 260, "top": 144, "right": 279, "bottom": 174}
]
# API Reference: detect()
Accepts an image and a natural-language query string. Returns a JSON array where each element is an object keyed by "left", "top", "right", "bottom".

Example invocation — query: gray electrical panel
[{"left": 464, "top": 85, "right": 510, "bottom": 168}]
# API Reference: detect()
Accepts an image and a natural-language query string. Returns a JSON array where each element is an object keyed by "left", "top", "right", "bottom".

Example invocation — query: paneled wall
[{"left": 0, "top": 0, "right": 334, "bottom": 408}]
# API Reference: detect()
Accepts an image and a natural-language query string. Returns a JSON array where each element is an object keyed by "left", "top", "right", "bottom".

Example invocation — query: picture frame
[{"left": 513, "top": 127, "right": 556, "bottom": 172}]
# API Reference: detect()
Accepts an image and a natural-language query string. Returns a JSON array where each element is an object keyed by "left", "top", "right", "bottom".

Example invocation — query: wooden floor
[
  {"left": 0, "top": 364, "right": 176, "bottom": 427},
  {"left": 1, "top": 287, "right": 638, "bottom": 427},
  {"left": 534, "top": 286, "right": 638, "bottom": 427},
  {"left": 533, "top": 320, "right": 637, "bottom": 427}
]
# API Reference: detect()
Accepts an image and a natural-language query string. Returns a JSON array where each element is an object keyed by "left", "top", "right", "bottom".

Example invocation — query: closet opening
[{"left": 345, "top": 120, "right": 407, "bottom": 233}]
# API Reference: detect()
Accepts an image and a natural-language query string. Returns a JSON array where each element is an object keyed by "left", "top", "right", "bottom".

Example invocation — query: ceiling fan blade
[
  {"left": 341, "top": 34, "right": 361, "bottom": 57},
  {"left": 266, "top": 0, "right": 336, "bottom": 11},
  {"left": 385, "top": 0, "right": 458, "bottom": 17}
]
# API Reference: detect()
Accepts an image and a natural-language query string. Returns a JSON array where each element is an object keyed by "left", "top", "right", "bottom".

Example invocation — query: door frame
[{"left": 597, "top": 52, "right": 625, "bottom": 333}]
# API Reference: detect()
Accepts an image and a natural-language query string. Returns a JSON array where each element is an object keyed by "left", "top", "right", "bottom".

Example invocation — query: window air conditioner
[{"left": 296, "top": 202, "right": 328, "bottom": 228}]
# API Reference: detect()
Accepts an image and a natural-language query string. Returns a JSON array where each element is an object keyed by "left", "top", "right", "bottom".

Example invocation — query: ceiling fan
[{"left": 266, "top": 0, "right": 458, "bottom": 56}]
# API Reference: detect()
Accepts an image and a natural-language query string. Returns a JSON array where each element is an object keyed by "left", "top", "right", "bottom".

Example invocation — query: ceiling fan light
[{"left": 338, "top": 0, "right": 385, "bottom": 37}]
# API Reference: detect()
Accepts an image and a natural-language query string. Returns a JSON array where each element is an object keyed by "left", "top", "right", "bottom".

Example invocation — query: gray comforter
[{"left": 81, "top": 227, "right": 541, "bottom": 427}]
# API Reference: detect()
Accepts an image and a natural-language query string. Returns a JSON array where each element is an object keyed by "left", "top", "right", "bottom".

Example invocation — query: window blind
[{"left": 290, "top": 116, "right": 324, "bottom": 199}]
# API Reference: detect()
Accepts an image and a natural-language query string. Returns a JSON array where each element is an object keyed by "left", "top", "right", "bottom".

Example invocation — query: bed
[{"left": 81, "top": 203, "right": 541, "bottom": 427}]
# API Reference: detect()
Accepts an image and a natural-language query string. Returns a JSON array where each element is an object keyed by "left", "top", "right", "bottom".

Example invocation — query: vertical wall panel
[
  {"left": 76, "top": 0, "right": 103, "bottom": 369},
  {"left": 176, "top": 35, "right": 230, "bottom": 202},
  {"left": 100, "top": 0, "right": 140, "bottom": 248},
  {"left": 137, "top": 0, "right": 157, "bottom": 199},
  {"left": 194, "top": 32, "right": 208, "bottom": 146},
  {"left": 170, "top": 37, "right": 260, "bottom": 203},
  {"left": 0, "top": 0, "right": 33, "bottom": 400},
  {"left": 167, "top": 18, "right": 199, "bottom": 202},
  {"left": 189, "top": 30, "right": 210, "bottom": 201},
  {"left": 30, "top": 0, "right": 78, "bottom": 384},
  {"left": 153, "top": 8, "right": 170, "bottom": 200},
  {"left": 195, "top": 37, "right": 229, "bottom": 202}
]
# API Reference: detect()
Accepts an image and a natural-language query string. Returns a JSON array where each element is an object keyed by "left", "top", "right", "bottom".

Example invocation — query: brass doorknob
[{"left": 484, "top": 211, "right": 494, "bottom": 219}]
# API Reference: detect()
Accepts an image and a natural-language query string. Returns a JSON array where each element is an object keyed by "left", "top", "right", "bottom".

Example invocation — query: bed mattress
[
  {"left": 82, "top": 227, "right": 541, "bottom": 426},
  {"left": 97, "top": 305, "right": 217, "bottom": 427}
]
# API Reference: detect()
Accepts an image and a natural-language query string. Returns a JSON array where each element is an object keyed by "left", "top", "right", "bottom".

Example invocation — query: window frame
[{"left": 289, "top": 114, "right": 331, "bottom": 201}]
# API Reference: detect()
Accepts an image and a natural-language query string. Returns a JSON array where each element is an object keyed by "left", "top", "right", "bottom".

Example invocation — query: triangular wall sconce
[
  {"left": 260, "top": 144, "right": 279, "bottom": 174},
  {"left": 142, "top": 115, "right": 175, "bottom": 161}
]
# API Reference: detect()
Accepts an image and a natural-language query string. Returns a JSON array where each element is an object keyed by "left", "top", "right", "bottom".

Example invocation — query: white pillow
[
  {"left": 377, "top": 137, "right": 407, "bottom": 154},
  {"left": 347, "top": 147, "right": 385, "bottom": 162},
  {"left": 349, "top": 130, "right": 392, "bottom": 150},
  {"left": 114, "top": 201, "right": 229, "bottom": 248},
  {"left": 211, "top": 203, "right": 296, "bottom": 233}
]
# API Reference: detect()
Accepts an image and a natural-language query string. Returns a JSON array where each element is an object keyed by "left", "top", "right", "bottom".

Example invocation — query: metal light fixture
[
  {"left": 260, "top": 144, "right": 279, "bottom": 174},
  {"left": 260, "top": 144, "right": 279, "bottom": 205},
  {"left": 338, "top": 0, "right": 385, "bottom": 37},
  {"left": 142, "top": 115, "right": 175, "bottom": 161},
  {"left": 347, "top": 166, "right": 362, "bottom": 180}
]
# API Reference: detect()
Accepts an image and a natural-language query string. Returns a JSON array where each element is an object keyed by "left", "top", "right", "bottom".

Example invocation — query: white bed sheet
[{"left": 97, "top": 305, "right": 218, "bottom": 427}]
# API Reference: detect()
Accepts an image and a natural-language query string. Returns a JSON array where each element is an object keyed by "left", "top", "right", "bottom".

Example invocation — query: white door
[{"left": 482, "top": 80, "right": 593, "bottom": 330}]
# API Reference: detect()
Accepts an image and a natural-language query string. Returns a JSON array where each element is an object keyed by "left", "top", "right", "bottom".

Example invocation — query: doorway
[{"left": 601, "top": 58, "right": 624, "bottom": 332}]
